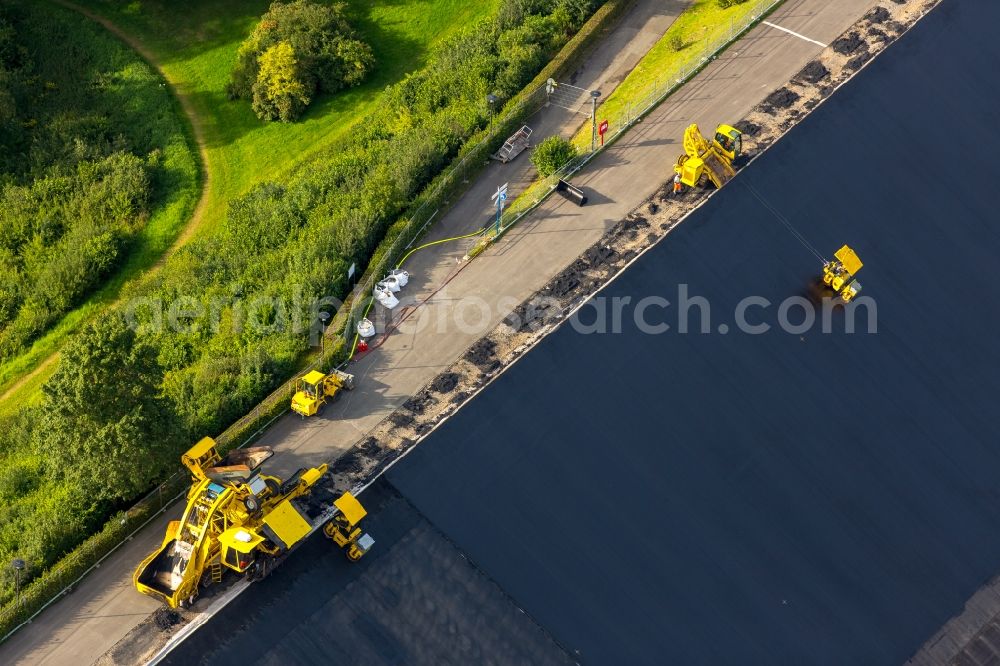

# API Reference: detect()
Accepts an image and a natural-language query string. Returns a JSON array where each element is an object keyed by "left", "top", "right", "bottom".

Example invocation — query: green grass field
[
  {"left": 75, "top": 0, "right": 498, "bottom": 234},
  {"left": 570, "top": 0, "right": 774, "bottom": 149},
  {"left": 498, "top": 0, "right": 774, "bottom": 220},
  {"left": 0, "top": 0, "right": 200, "bottom": 415},
  {"left": 0, "top": 0, "right": 496, "bottom": 414}
]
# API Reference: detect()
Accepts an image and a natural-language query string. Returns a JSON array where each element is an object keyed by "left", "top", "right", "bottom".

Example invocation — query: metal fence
[{"left": 0, "top": 0, "right": 783, "bottom": 644}]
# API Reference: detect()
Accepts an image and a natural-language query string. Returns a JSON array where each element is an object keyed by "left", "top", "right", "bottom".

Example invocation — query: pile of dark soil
[
  {"left": 465, "top": 338, "right": 498, "bottom": 368},
  {"left": 868, "top": 27, "right": 889, "bottom": 42},
  {"left": 504, "top": 299, "right": 554, "bottom": 332},
  {"left": 832, "top": 32, "right": 865, "bottom": 55},
  {"left": 403, "top": 391, "right": 435, "bottom": 415},
  {"left": 797, "top": 60, "right": 830, "bottom": 84},
  {"left": 389, "top": 411, "right": 415, "bottom": 428},
  {"left": 846, "top": 49, "right": 873, "bottom": 71},
  {"left": 866, "top": 6, "right": 891, "bottom": 22},
  {"left": 547, "top": 268, "right": 581, "bottom": 297},
  {"left": 358, "top": 437, "right": 381, "bottom": 454},
  {"left": 153, "top": 608, "right": 181, "bottom": 631},
  {"left": 583, "top": 243, "right": 616, "bottom": 269},
  {"left": 331, "top": 449, "right": 365, "bottom": 474},
  {"left": 734, "top": 120, "right": 761, "bottom": 136},
  {"left": 762, "top": 87, "right": 800, "bottom": 113},
  {"left": 430, "top": 372, "right": 460, "bottom": 394}
]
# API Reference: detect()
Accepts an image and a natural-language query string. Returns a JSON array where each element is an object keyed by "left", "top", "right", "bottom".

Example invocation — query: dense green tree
[
  {"left": 228, "top": 0, "right": 374, "bottom": 122},
  {"left": 531, "top": 135, "right": 577, "bottom": 176},
  {"left": 252, "top": 41, "right": 311, "bottom": 122},
  {"left": 36, "top": 313, "right": 182, "bottom": 503}
]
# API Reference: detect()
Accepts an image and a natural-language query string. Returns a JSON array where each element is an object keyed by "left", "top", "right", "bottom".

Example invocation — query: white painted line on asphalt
[{"left": 762, "top": 20, "right": 828, "bottom": 47}]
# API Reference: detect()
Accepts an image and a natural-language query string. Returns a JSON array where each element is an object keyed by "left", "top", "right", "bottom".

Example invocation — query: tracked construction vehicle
[
  {"left": 673, "top": 123, "right": 743, "bottom": 189},
  {"left": 134, "top": 437, "right": 371, "bottom": 608}
]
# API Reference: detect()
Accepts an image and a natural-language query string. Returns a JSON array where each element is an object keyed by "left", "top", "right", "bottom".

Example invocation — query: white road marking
[{"left": 763, "top": 20, "right": 829, "bottom": 48}]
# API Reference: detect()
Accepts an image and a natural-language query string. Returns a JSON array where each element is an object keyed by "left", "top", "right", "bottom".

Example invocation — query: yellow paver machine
[{"left": 134, "top": 437, "right": 373, "bottom": 608}]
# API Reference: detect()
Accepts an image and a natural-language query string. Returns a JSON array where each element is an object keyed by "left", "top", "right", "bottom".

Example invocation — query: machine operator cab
[
  {"left": 299, "top": 371, "right": 324, "bottom": 399},
  {"left": 713, "top": 124, "right": 743, "bottom": 163}
]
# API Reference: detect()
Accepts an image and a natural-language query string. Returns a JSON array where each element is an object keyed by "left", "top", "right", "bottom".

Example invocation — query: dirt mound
[
  {"left": 583, "top": 243, "right": 616, "bottom": 268},
  {"left": 153, "top": 608, "right": 181, "bottom": 631},
  {"left": 465, "top": 338, "right": 497, "bottom": 368},
  {"left": 832, "top": 32, "right": 865, "bottom": 55},
  {"left": 846, "top": 49, "right": 873, "bottom": 71},
  {"left": 734, "top": 120, "right": 761, "bottom": 136},
  {"left": 762, "top": 87, "right": 800, "bottom": 114},
  {"left": 547, "top": 269, "right": 581, "bottom": 297},
  {"left": 866, "top": 6, "right": 891, "bottom": 23},
  {"left": 331, "top": 449, "right": 364, "bottom": 474},
  {"left": 797, "top": 60, "right": 830, "bottom": 84},
  {"left": 358, "top": 437, "right": 380, "bottom": 454},
  {"left": 868, "top": 27, "right": 889, "bottom": 42},
  {"left": 430, "top": 372, "right": 460, "bottom": 394},
  {"left": 403, "top": 391, "right": 434, "bottom": 415}
]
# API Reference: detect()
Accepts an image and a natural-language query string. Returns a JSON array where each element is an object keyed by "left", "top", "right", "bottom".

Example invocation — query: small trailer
[{"left": 491, "top": 125, "right": 533, "bottom": 163}]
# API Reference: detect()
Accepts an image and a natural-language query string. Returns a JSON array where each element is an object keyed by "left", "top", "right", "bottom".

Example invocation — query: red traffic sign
[{"left": 598, "top": 119, "right": 609, "bottom": 135}]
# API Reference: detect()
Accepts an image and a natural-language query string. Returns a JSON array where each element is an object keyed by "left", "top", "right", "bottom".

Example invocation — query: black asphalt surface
[
  {"left": 164, "top": 479, "right": 574, "bottom": 665},
  {"left": 166, "top": 2, "right": 1000, "bottom": 664}
]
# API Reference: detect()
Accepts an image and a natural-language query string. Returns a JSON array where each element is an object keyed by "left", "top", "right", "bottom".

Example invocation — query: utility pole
[
  {"left": 486, "top": 93, "right": 498, "bottom": 133},
  {"left": 12, "top": 558, "right": 25, "bottom": 608},
  {"left": 590, "top": 90, "right": 602, "bottom": 152},
  {"left": 319, "top": 311, "right": 331, "bottom": 356}
]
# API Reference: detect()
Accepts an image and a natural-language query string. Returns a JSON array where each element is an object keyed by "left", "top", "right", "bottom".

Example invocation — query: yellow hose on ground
[{"left": 345, "top": 226, "right": 487, "bottom": 361}]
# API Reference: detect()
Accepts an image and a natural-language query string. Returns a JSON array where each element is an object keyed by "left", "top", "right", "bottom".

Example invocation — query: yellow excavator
[
  {"left": 291, "top": 369, "right": 355, "bottom": 417},
  {"left": 134, "top": 437, "right": 371, "bottom": 608},
  {"left": 674, "top": 123, "right": 743, "bottom": 189},
  {"left": 822, "top": 245, "right": 863, "bottom": 302}
]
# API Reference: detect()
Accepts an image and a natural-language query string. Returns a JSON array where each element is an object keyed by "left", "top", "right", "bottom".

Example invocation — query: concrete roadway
[{"left": 0, "top": 0, "right": 876, "bottom": 663}]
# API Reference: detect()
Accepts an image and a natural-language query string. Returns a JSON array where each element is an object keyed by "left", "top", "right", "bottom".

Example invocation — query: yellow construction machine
[
  {"left": 133, "top": 437, "right": 370, "bottom": 608},
  {"left": 822, "top": 245, "right": 863, "bottom": 302},
  {"left": 323, "top": 491, "right": 375, "bottom": 560},
  {"left": 291, "top": 368, "right": 355, "bottom": 417},
  {"left": 673, "top": 123, "right": 743, "bottom": 189}
]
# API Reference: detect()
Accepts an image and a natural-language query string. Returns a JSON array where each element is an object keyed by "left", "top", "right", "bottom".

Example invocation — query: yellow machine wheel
[
  {"left": 323, "top": 522, "right": 337, "bottom": 540},
  {"left": 822, "top": 271, "right": 833, "bottom": 286}
]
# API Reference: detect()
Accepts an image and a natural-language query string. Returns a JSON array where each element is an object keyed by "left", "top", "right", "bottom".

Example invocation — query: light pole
[
  {"left": 12, "top": 558, "right": 25, "bottom": 608},
  {"left": 319, "top": 311, "right": 331, "bottom": 357},
  {"left": 590, "top": 90, "right": 602, "bottom": 153},
  {"left": 486, "top": 93, "right": 499, "bottom": 133}
]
